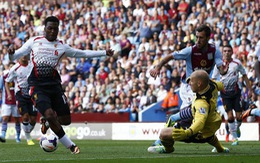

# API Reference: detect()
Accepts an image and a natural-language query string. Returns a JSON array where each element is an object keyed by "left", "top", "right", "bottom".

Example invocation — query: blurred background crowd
[{"left": 0, "top": 0, "right": 259, "bottom": 121}]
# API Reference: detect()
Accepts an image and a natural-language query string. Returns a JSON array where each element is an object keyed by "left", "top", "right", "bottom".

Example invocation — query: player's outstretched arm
[{"left": 150, "top": 55, "right": 174, "bottom": 79}]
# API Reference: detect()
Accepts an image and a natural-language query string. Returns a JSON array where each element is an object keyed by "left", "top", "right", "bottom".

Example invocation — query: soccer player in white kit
[
  {"left": 0, "top": 62, "right": 21, "bottom": 143},
  {"left": 5, "top": 55, "right": 37, "bottom": 145},
  {"left": 8, "top": 16, "right": 114, "bottom": 154},
  {"left": 212, "top": 45, "right": 252, "bottom": 146}
]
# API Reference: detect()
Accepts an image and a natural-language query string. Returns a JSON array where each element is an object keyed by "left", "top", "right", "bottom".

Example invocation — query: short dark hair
[
  {"left": 196, "top": 24, "right": 211, "bottom": 37},
  {"left": 44, "top": 16, "right": 59, "bottom": 26},
  {"left": 223, "top": 44, "right": 233, "bottom": 51}
]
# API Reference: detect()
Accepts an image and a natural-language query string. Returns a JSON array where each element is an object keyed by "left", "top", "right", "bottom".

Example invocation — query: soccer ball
[{"left": 40, "top": 133, "right": 58, "bottom": 152}]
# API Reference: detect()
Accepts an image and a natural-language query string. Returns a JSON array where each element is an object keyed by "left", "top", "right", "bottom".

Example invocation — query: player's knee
[
  {"left": 60, "top": 119, "right": 71, "bottom": 125},
  {"left": 159, "top": 128, "right": 170, "bottom": 140},
  {"left": 44, "top": 109, "right": 57, "bottom": 122},
  {"left": 58, "top": 115, "right": 71, "bottom": 125}
]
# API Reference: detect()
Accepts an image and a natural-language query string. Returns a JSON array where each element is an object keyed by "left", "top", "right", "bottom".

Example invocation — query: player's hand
[
  {"left": 106, "top": 49, "right": 114, "bottom": 57},
  {"left": 8, "top": 44, "right": 15, "bottom": 55},
  {"left": 172, "top": 128, "right": 193, "bottom": 141},
  {"left": 149, "top": 66, "right": 160, "bottom": 79},
  {"left": 7, "top": 94, "right": 12, "bottom": 101}
]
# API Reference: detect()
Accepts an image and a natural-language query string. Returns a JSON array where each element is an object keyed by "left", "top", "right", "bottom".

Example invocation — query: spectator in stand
[
  {"left": 119, "top": 33, "right": 132, "bottom": 59},
  {"left": 156, "top": 85, "right": 168, "bottom": 102},
  {"left": 150, "top": 11, "right": 162, "bottom": 35},
  {"left": 60, "top": 67, "right": 71, "bottom": 87},
  {"left": 161, "top": 87, "right": 179, "bottom": 115},
  {"left": 104, "top": 97, "right": 115, "bottom": 113},
  {"left": 131, "top": 97, "right": 140, "bottom": 121},
  {"left": 177, "top": 0, "right": 189, "bottom": 18},
  {"left": 74, "top": 74, "right": 85, "bottom": 88},
  {"left": 168, "top": 1, "right": 178, "bottom": 25}
]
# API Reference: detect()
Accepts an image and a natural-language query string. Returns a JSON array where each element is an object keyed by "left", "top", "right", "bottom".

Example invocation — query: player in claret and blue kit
[{"left": 149, "top": 24, "right": 229, "bottom": 152}]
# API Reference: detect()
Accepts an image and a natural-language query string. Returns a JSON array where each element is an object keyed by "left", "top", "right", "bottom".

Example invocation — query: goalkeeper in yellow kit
[{"left": 148, "top": 70, "right": 229, "bottom": 153}]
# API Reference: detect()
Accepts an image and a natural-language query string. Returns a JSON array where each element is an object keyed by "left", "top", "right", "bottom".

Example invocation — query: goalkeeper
[{"left": 148, "top": 70, "right": 229, "bottom": 153}]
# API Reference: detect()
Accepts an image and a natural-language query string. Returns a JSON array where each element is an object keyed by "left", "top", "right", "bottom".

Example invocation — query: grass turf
[{"left": 0, "top": 140, "right": 260, "bottom": 163}]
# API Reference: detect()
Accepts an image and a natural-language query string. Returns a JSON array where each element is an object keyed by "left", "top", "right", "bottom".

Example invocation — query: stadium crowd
[{"left": 0, "top": 0, "right": 259, "bottom": 122}]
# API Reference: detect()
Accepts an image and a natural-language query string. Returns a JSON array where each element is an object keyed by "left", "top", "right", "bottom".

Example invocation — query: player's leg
[
  {"left": 52, "top": 90, "right": 80, "bottom": 154},
  {"left": 151, "top": 105, "right": 192, "bottom": 146},
  {"left": 242, "top": 102, "right": 260, "bottom": 119},
  {"left": 13, "top": 117, "right": 21, "bottom": 143},
  {"left": 17, "top": 95, "right": 36, "bottom": 145},
  {"left": 0, "top": 104, "right": 12, "bottom": 142},
  {"left": 248, "top": 108, "right": 260, "bottom": 117},
  {"left": 12, "top": 105, "right": 21, "bottom": 143},
  {"left": 235, "top": 112, "right": 242, "bottom": 138},
  {"left": 31, "top": 86, "right": 79, "bottom": 154},
  {"left": 227, "top": 112, "right": 239, "bottom": 145},
  {"left": 148, "top": 127, "right": 175, "bottom": 154},
  {"left": 217, "top": 97, "right": 230, "bottom": 142},
  {"left": 234, "top": 95, "right": 243, "bottom": 139},
  {"left": 225, "top": 120, "right": 229, "bottom": 142},
  {"left": 222, "top": 97, "right": 239, "bottom": 145},
  {"left": 21, "top": 113, "right": 32, "bottom": 141},
  {"left": 207, "top": 135, "right": 229, "bottom": 153}
]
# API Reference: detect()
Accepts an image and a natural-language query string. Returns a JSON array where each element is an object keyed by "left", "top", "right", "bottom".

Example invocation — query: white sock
[
  {"left": 59, "top": 134, "right": 75, "bottom": 148},
  {"left": 22, "top": 122, "right": 30, "bottom": 133},
  {"left": 22, "top": 122, "right": 31, "bottom": 141},
  {"left": 228, "top": 122, "right": 237, "bottom": 140},
  {"left": 28, "top": 123, "right": 35, "bottom": 133}
]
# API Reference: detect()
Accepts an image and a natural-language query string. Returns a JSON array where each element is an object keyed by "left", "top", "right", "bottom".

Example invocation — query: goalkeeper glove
[{"left": 172, "top": 128, "right": 193, "bottom": 141}]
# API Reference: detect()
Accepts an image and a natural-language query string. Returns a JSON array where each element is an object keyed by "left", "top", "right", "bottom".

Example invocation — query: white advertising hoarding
[
  {"left": 112, "top": 123, "right": 259, "bottom": 141},
  {"left": 1, "top": 123, "right": 259, "bottom": 141}
]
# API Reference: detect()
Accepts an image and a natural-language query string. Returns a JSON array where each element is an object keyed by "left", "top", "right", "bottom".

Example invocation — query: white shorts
[
  {"left": 1, "top": 104, "right": 20, "bottom": 117},
  {"left": 179, "top": 82, "right": 195, "bottom": 109}
]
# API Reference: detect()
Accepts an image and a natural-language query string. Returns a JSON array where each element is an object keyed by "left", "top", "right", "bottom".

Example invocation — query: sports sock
[
  {"left": 160, "top": 139, "right": 174, "bottom": 153},
  {"left": 22, "top": 122, "right": 31, "bottom": 140},
  {"left": 179, "top": 106, "right": 193, "bottom": 119},
  {"left": 1, "top": 122, "right": 7, "bottom": 138},
  {"left": 22, "top": 122, "right": 30, "bottom": 132},
  {"left": 228, "top": 121, "right": 237, "bottom": 140},
  {"left": 170, "top": 112, "right": 181, "bottom": 122},
  {"left": 59, "top": 134, "right": 75, "bottom": 148},
  {"left": 15, "top": 123, "right": 21, "bottom": 139},
  {"left": 28, "top": 123, "right": 35, "bottom": 132}
]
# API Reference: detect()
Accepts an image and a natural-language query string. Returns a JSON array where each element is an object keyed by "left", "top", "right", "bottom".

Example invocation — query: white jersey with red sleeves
[
  {"left": 5, "top": 62, "right": 31, "bottom": 96},
  {"left": 212, "top": 58, "right": 246, "bottom": 93},
  {"left": 12, "top": 36, "right": 106, "bottom": 86}
]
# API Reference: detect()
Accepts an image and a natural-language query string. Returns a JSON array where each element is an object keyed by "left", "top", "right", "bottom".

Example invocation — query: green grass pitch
[{"left": 0, "top": 140, "right": 260, "bottom": 163}]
